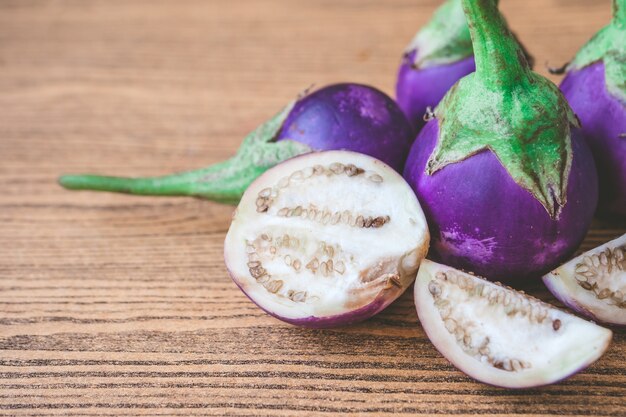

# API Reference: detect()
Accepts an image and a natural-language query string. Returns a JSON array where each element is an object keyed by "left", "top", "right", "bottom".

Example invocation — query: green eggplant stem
[
  {"left": 59, "top": 174, "right": 186, "bottom": 195},
  {"left": 59, "top": 157, "right": 245, "bottom": 205},
  {"left": 58, "top": 103, "right": 312, "bottom": 205},
  {"left": 615, "top": 0, "right": 626, "bottom": 28},
  {"left": 406, "top": 0, "right": 536, "bottom": 71},
  {"left": 462, "top": 0, "right": 530, "bottom": 88}
]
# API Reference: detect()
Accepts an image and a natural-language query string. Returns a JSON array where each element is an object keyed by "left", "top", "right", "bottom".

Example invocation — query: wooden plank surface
[{"left": 0, "top": 0, "right": 624, "bottom": 415}]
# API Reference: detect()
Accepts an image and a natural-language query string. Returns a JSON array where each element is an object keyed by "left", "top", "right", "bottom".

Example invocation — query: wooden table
[{"left": 1, "top": 0, "right": 624, "bottom": 415}]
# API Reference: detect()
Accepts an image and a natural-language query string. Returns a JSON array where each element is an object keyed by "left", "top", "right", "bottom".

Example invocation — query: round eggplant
[
  {"left": 59, "top": 83, "right": 414, "bottom": 204},
  {"left": 403, "top": 0, "right": 598, "bottom": 281},
  {"left": 554, "top": 0, "right": 626, "bottom": 217},
  {"left": 404, "top": 122, "right": 597, "bottom": 281}
]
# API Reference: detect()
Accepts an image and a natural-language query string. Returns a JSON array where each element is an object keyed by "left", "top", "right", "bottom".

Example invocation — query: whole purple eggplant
[
  {"left": 59, "top": 83, "right": 414, "bottom": 204},
  {"left": 403, "top": 0, "right": 598, "bottom": 282},
  {"left": 553, "top": 0, "right": 626, "bottom": 218}
]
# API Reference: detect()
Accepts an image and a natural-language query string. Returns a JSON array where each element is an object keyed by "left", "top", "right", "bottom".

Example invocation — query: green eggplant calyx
[
  {"left": 427, "top": 0, "right": 578, "bottom": 219},
  {"left": 404, "top": 0, "right": 473, "bottom": 69}
]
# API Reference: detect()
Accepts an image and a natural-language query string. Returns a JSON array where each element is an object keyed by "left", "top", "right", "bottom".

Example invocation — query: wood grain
[{"left": 0, "top": 0, "right": 624, "bottom": 415}]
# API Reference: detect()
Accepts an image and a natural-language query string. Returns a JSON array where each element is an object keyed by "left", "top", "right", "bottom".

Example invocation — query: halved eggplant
[{"left": 225, "top": 151, "right": 430, "bottom": 327}]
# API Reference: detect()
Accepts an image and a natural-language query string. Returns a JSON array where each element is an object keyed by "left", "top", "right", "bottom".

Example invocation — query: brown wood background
[{"left": 1, "top": 0, "right": 624, "bottom": 415}]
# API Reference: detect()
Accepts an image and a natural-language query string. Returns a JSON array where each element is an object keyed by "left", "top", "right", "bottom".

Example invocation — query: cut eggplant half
[
  {"left": 415, "top": 260, "right": 612, "bottom": 388},
  {"left": 224, "top": 151, "right": 430, "bottom": 327},
  {"left": 543, "top": 234, "right": 625, "bottom": 326}
]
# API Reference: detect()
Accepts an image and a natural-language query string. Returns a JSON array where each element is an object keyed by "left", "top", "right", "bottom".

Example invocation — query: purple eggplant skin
[
  {"left": 403, "top": 120, "right": 599, "bottom": 282},
  {"left": 230, "top": 276, "right": 397, "bottom": 328},
  {"left": 396, "top": 51, "right": 476, "bottom": 131},
  {"left": 276, "top": 83, "right": 415, "bottom": 172},
  {"left": 560, "top": 62, "right": 626, "bottom": 218}
]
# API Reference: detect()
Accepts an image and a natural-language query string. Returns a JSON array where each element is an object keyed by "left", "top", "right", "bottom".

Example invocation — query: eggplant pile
[{"left": 59, "top": 0, "right": 625, "bottom": 389}]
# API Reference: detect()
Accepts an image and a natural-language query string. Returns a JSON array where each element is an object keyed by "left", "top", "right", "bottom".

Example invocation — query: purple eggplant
[
  {"left": 553, "top": 0, "right": 626, "bottom": 217},
  {"left": 403, "top": 0, "right": 598, "bottom": 282},
  {"left": 59, "top": 83, "right": 414, "bottom": 204}
]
